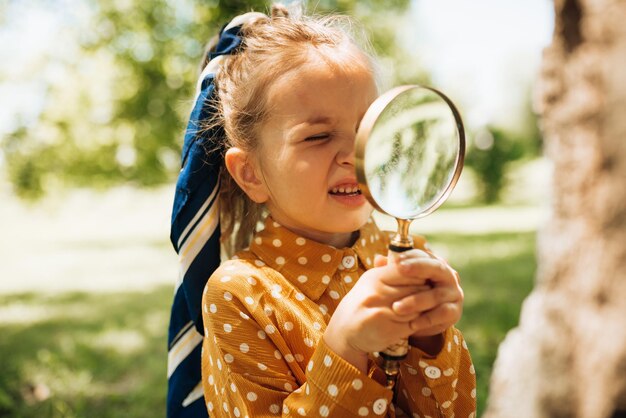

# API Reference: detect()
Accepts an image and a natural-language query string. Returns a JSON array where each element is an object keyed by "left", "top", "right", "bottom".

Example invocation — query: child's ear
[{"left": 224, "top": 147, "right": 269, "bottom": 203}]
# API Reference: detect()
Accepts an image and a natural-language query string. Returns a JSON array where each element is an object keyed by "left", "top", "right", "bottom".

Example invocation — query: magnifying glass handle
[{"left": 380, "top": 220, "right": 414, "bottom": 390}]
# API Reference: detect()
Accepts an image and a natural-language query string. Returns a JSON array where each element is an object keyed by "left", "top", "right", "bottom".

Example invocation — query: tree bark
[{"left": 484, "top": 0, "right": 626, "bottom": 417}]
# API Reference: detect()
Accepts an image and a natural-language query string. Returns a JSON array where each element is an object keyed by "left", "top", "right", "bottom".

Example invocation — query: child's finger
[
  {"left": 408, "top": 302, "right": 463, "bottom": 332},
  {"left": 396, "top": 257, "right": 456, "bottom": 284},
  {"left": 373, "top": 254, "right": 388, "bottom": 267},
  {"left": 391, "top": 287, "right": 460, "bottom": 316}
]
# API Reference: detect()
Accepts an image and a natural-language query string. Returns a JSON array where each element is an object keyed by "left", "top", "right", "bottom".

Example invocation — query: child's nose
[{"left": 336, "top": 135, "right": 356, "bottom": 166}]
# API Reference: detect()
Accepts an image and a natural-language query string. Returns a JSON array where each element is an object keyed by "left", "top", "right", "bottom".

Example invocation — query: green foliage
[
  {"left": 465, "top": 126, "right": 526, "bottom": 204},
  {"left": 0, "top": 229, "right": 535, "bottom": 417},
  {"left": 1, "top": 0, "right": 412, "bottom": 198}
]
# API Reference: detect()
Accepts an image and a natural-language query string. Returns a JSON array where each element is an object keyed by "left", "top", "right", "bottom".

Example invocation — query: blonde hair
[{"left": 203, "top": 4, "right": 375, "bottom": 255}]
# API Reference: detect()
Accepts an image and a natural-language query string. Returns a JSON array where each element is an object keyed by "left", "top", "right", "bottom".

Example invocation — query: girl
[{"left": 194, "top": 5, "right": 476, "bottom": 417}]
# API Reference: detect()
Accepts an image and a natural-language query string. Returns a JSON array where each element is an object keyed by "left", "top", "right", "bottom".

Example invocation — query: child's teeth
[{"left": 339, "top": 187, "right": 345, "bottom": 193}]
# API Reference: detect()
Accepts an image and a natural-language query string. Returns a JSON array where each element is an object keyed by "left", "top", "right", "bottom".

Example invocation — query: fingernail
[{"left": 392, "top": 301, "right": 404, "bottom": 313}]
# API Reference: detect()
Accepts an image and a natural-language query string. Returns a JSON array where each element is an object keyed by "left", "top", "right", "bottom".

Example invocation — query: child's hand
[
  {"left": 323, "top": 253, "right": 440, "bottom": 372},
  {"left": 391, "top": 250, "right": 464, "bottom": 352},
  {"left": 323, "top": 249, "right": 464, "bottom": 371}
]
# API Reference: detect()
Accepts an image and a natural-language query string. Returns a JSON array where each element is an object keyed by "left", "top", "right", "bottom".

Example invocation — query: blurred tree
[
  {"left": 465, "top": 126, "right": 525, "bottom": 204},
  {"left": 1, "top": 0, "right": 416, "bottom": 198},
  {"left": 485, "top": 0, "right": 626, "bottom": 416}
]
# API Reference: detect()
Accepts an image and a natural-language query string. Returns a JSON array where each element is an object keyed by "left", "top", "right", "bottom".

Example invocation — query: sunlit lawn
[{"left": 0, "top": 230, "right": 535, "bottom": 417}]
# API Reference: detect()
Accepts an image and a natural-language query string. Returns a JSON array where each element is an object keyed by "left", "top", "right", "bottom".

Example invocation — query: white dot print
[
  {"left": 257, "top": 330, "right": 267, "bottom": 339},
  {"left": 247, "top": 277, "right": 257, "bottom": 285},
  {"left": 421, "top": 387, "right": 432, "bottom": 397},
  {"left": 258, "top": 363, "right": 268, "bottom": 371},
  {"left": 254, "top": 260, "right": 265, "bottom": 267},
  {"left": 321, "top": 254, "right": 331, "bottom": 263},
  {"left": 234, "top": 407, "right": 241, "bottom": 417},
  {"left": 352, "top": 379, "right": 363, "bottom": 390},
  {"left": 344, "top": 276, "right": 353, "bottom": 284},
  {"left": 303, "top": 337, "right": 314, "bottom": 347},
  {"left": 220, "top": 276, "right": 231, "bottom": 282},
  {"left": 255, "top": 237, "right": 262, "bottom": 244},
  {"left": 223, "top": 292, "right": 233, "bottom": 301},
  {"left": 297, "top": 407, "right": 306, "bottom": 416},
  {"left": 322, "top": 275, "right": 331, "bottom": 284},
  {"left": 358, "top": 407, "right": 369, "bottom": 416},
  {"left": 307, "top": 360, "right": 314, "bottom": 371},
  {"left": 313, "top": 322, "right": 322, "bottom": 331},
  {"left": 273, "top": 239, "right": 282, "bottom": 247},
  {"left": 223, "top": 324, "right": 232, "bottom": 333},
  {"left": 284, "top": 382, "right": 293, "bottom": 391},
  {"left": 327, "top": 384, "right": 338, "bottom": 396},
  {"left": 298, "top": 257, "right": 307, "bottom": 265},
  {"left": 247, "top": 392, "right": 258, "bottom": 401},
  {"left": 230, "top": 382, "right": 237, "bottom": 392},
  {"left": 323, "top": 355, "right": 332, "bottom": 367},
  {"left": 276, "top": 256, "right": 285, "bottom": 265},
  {"left": 245, "top": 296, "right": 254, "bottom": 305},
  {"left": 295, "top": 354, "right": 304, "bottom": 362},
  {"left": 240, "top": 311, "right": 249, "bottom": 320},
  {"left": 319, "top": 405, "right": 330, "bottom": 417},
  {"left": 297, "top": 275, "right": 308, "bottom": 283},
  {"left": 295, "top": 292, "right": 305, "bottom": 301},
  {"left": 319, "top": 304, "right": 328, "bottom": 315},
  {"left": 240, "top": 343, "right": 249, "bottom": 353},
  {"left": 296, "top": 237, "right": 306, "bottom": 245},
  {"left": 209, "top": 304, "right": 217, "bottom": 313},
  {"left": 285, "top": 354, "right": 295, "bottom": 362},
  {"left": 329, "top": 290, "right": 340, "bottom": 300},
  {"left": 284, "top": 321, "right": 294, "bottom": 331},
  {"left": 265, "top": 324, "right": 276, "bottom": 334},
  {"left": 274, "top": 350, "right": 282, "bottom": 359}
]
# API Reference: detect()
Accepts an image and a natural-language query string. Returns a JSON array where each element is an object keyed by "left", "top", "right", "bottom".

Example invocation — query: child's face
[{"left": 254, "top": 47, "right": 378, "bottom": 246}]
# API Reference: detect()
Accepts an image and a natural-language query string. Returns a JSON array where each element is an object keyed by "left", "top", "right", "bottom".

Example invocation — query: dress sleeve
[
  {"left": 202, "top": 270, "right": 394, "bottom": 417},
  {"left": 393, "top": 327, "right": 477, "bottom": 418}
]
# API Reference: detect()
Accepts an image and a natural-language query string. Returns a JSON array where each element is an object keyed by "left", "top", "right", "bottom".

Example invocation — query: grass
[
  {"left": 0, "top": 231, "right": 536, "bottom": 417},
  {"left": 428, "top": 231, "right": 537, "bottom": 415}
]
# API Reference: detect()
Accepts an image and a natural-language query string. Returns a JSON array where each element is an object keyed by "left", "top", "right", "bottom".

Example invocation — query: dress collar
[{"left": 249, "top": 217, "right": 388, "bottom": 301}]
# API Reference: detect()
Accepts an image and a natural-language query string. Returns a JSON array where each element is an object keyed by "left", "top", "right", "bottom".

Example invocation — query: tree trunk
[{"left": 484, "top": 1, "right": 626, "bottom": 417}]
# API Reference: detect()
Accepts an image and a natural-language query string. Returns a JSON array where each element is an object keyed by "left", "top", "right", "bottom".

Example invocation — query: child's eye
[{"left": 305, "top": 133, "right": 330, "bottom": 141}]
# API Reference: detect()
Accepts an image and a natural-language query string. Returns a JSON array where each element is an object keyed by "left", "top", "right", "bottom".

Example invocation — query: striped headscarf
[{"left": 166, "top": 13, "right": 263, "bottom": 417}]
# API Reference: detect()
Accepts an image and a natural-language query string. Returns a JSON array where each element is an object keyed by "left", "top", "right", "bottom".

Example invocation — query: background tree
[
  {"left": 485, "top": 0, "right": 626, "bottom": 416},
  {"left": 1, "top": 0, "right": 421, "bottom": 199}
]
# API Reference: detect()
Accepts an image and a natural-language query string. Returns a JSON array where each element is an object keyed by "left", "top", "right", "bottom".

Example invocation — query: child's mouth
[{"left": 329, "top": 185, "right": 362, "bottom": 196}]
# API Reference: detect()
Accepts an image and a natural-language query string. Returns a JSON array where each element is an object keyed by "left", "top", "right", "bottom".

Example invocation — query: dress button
[
  {"left": 425, "top": 366, "right": 442, "bottom": 379},
  {"left": 341, "top": 255, "right": 356, "bottom": 269},
  {"left": 372, "top": 398, "right": 387, "bottom": 415}
]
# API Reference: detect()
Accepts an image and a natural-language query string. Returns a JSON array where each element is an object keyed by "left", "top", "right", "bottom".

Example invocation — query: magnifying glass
[{"left": 355, "top": 85, "right": 465, "bottom": 389}]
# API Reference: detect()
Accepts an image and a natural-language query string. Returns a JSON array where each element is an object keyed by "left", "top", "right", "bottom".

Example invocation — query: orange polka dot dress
[{"left": 201, "top": 217, "right": 476, "bottom": 417}]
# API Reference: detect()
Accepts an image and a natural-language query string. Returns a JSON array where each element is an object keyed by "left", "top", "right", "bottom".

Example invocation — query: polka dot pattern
[{"left": 200, "top": 218, "right": 476, "bottom": 418}]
